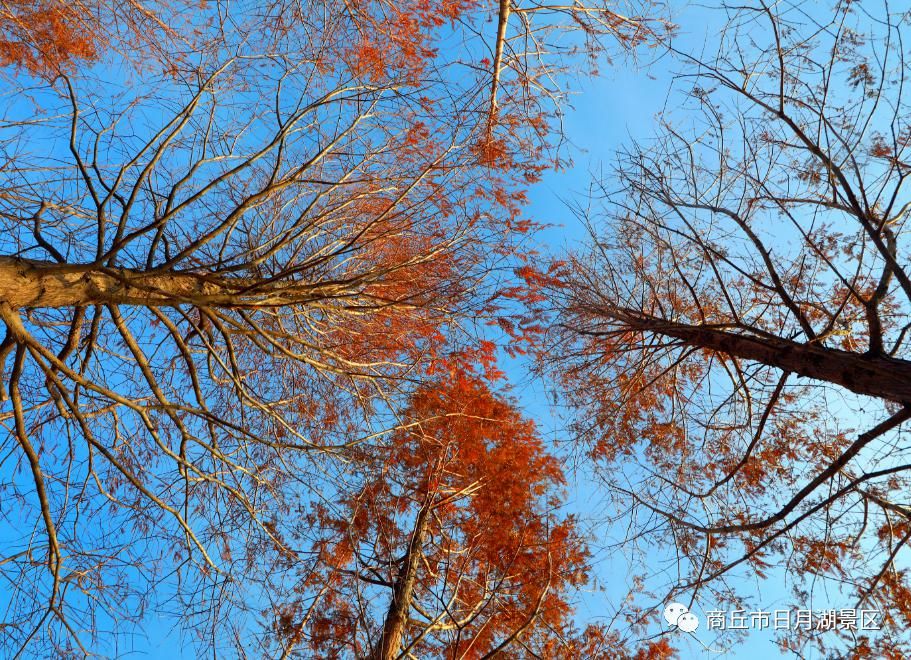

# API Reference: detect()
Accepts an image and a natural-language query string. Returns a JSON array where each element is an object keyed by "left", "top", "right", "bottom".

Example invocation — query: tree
[
  {"left": 548, "top": 1, "right": 911, "bottom": 655},
  {"left": 267, "top": 367, "right": 590, "bottom": 658},
  {"left": 0, "top": 0, "right": 665, "bottom": 654}
]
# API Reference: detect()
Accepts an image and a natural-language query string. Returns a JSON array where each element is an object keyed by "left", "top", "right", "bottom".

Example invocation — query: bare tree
[{"left": 549, "top": 1, "right": 911, "bottom": 655}]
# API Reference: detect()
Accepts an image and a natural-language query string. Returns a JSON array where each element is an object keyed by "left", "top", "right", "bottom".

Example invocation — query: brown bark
[
  {"left": 594, "top": 307, "right": 911, "bottom": 404},
  {"left": 368, "top": 496, "right": 433, "bottom": 660},
  {"left": 0, "top": 256, "right": 335, "bottom": 309}
]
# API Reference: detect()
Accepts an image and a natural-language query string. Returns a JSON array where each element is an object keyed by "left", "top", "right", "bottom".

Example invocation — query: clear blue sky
[{"left": 82, "top": 2, "right": 879, "bottom": 658}]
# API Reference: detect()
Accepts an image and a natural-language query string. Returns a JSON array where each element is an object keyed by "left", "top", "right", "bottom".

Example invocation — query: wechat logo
[{"left": 664, "top": 602, "right": 699, "bottom": 633}]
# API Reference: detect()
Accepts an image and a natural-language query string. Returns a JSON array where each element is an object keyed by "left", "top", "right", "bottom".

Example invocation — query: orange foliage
[
  {"left": 344, "top": 0, "right": 478, "bottom": 83},
  {"left": 633, "top": 637, "right": 676, "bottom": 659},
  {"left": 0, "top": 1, "right": 96, "bottom": 72},
  {"left": 280, "top": 367, "right": 591, "bottom": 657}
]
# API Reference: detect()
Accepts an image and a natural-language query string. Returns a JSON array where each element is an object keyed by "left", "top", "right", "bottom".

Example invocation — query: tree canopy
[{"left": 0, "top": 0, "right": 666, "bottom": 656}]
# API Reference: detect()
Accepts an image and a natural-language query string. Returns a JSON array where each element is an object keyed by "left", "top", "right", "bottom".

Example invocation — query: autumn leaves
[
  {"left": 4, "top": 0, "right": 907, "bottom": 658},
  {"left": 0, "top": 0, "right": 669, "bottom": 656}
]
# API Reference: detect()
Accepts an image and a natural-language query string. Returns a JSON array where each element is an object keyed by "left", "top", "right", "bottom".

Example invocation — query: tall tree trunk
[
  {"left": 0, "top": 256, "right": 338, "bottom": 309},
  {"left": 590, "top": 306, "right": 911, "bottom": 403},
  {"left": 368, "top": 495, "right": 433, "bottom": 660}
]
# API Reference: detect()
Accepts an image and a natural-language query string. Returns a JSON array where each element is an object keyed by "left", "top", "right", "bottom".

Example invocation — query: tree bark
[
  {"left": 368, "top": 496, "right": 433, "bottom": 660},
  {"left": 0, "top": 256, "right": 335, "bottom": 309},
  {"left": 592, "top": 307, "right": 911, "bottom": 404}
]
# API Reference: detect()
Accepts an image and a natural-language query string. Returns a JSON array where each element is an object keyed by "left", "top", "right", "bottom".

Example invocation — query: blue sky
[
  {"left": 114, "top": 4, "right": 782, "bottom": 657},
  {"left": 12, "top": 2, "right": 899, "bottom": 657}
]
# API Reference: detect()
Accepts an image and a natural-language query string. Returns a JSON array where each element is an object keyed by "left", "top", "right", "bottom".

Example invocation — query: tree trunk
[
  {"left": 368, "top": 496, "right": 433, "bottom": 660},
  {"left": 597, "top": 307, "right": 911, "bottom": 403},
  {"left": 0, "top": 256, "right": 336, "bottom": 309}
]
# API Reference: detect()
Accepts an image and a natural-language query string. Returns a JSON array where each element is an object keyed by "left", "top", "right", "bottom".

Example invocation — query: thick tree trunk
[
  {"left": 0, "top": 256, "right": 330, "bottom": 309},
  {"left": 368, "top": 497, "right": 433, "bottom": 660},
  {"left": 598, "top": 308, "right": 911, "bottom": 403}
]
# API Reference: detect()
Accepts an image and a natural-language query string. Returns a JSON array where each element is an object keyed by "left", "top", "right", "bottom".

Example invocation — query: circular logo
[{"left": 664, "top": 602, "right": 700, "bottom": 632}]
